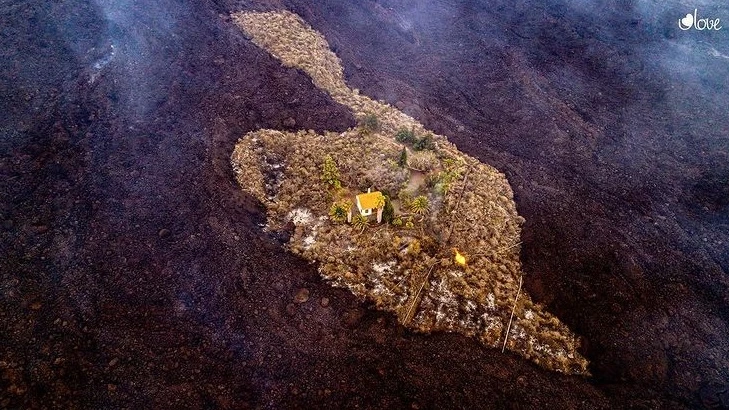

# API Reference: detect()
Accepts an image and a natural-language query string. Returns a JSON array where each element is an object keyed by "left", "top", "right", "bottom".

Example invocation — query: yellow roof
[{"left": 356, "top": 191, "right": 383, "bottom": 210}]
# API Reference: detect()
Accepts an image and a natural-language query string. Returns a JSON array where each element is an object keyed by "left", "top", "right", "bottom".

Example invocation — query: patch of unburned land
[{"left": 231, "top": 10, "right": 588, "bottom": 374}]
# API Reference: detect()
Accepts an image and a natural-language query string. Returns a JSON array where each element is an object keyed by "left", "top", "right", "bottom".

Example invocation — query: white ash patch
[
  {"left": 411, "top": 272, "right": 483, "bottom": 335},
  {"left": 365, "top": 261, "right": 402, "bottom": 307},
  {"left": 429, "top": 275, "right": 460, "bottom": 330},
  {"left": 511, "top": 324, "right": 528, "bottom": 340},
  {"left": 262, "top": 154, "right": 285, "bottom": 200},
  {"left": 320, "top": 268, "right": 345, "bottom": 287},
  {"left": 301, "top": 216, "right": 325, "bottom": 250},
  {"left": 369, "top": 280, "right": 395, "bottom": 301},
  {"left": 345, "top": 282, "right": 367, "bottom": 299},
  {"left": 486, "top": 293, "right": 496, "bottom": 310},
  {"left": 528, "top": 336, "right": 555, "bottom": 355},
  {"left": 482, "top": 313, "right": 502, "bottom": 332},
  {"left": 457, "top": 295, "right": 480, "bottom": 335},
  {"left": 372, "top": 260, "right": 396, "bottom": 275},
  {"left": 288, "top": 208, "right": 313, "bottom": 226},
  {"left": 303, "top": 234, "right": 316, "bottom": 249}
]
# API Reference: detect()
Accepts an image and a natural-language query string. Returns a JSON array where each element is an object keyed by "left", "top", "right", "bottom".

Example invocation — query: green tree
[
  {"left": 382, "top": 195, "right": 395, "bottom": 223},
  {"left": 320, "top": 154, "right": 341, "bottom": 190},
  {"left": 329, "top": 201, "right": 350, "bottom": 223},
  {"left": 409, "top": 195, "right": 430, "bottom": 216},
  {"left": 374, "top": 193, "right": 386, "bottom": 209},
  {"left": 395, "top": 128, "right": 416, "bottom": 144},
  {"left": 398, "top": 147, "right": 408, "bottom": 168}
]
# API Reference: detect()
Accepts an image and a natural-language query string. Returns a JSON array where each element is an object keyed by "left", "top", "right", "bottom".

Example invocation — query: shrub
[
  {"left": 442, "top": 158, "right": 457, "bottom": 170},
  {"left": 420, "top": 235, "right": 439, "bottom": 255},
  {"left": 413, "top": 133, "right": 435, "bottom": 151},
  {"left": 428, "top": 168, "right": 461, "bottom": 195},
  {"left": 407, "top": 239, "right": 421, "bottom": 255},
  {"left": 425, "top": 171, "right": 439, "bottom": 188},
  {"left": 398, "top": 147, "right": 408, "bottom": 168},
  {"left": 351, "top": 214, "right": 369, "bottom": 231},
  {"left": 398, "top": 189, "right": 414, "bottom": 207},
  {"left": 395, "top": 128, "right": 416, "bottom": 144},
  {"left": 404, "top": 217, "right": 415, "bottom": 229},
  {"left": 408, "top": 151, "right": 438, "bottom": 172},
  {"left": 392, "top": 216, "right": 403, "bottom": 227},
  {"left": 360, "top": 113, "right": 380, "bottom": 134}
]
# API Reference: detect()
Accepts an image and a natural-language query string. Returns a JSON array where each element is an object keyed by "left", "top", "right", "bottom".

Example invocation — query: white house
[{"left": 349, "top": 188, "right": 385, "bottom": 223}]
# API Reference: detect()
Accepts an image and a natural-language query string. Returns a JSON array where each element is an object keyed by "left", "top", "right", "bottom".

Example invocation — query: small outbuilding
[{"left": 350, "top": 188, "right": 385, "bottom": 223}]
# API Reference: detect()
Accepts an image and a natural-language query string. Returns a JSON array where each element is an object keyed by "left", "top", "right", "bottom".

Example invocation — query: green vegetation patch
[
  {"left": 232, "top": 125, "right": 588, "bottom": 375},
  {"left": 231, "top": 9, "right": 589, "bottom": 375}
]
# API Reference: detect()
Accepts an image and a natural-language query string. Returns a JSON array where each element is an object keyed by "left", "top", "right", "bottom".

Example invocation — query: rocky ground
[{"left": 1, "top": 0, "right": 728, "bottom": 408}]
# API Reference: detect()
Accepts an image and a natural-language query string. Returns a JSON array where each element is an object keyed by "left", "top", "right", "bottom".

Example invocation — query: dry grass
[{"left": 230, "top": 10, "right": 589, "bottom": 375}]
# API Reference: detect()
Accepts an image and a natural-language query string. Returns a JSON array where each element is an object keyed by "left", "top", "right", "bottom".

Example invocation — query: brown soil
[{"left": 1, "top": 0, "right": 728, "bottom": 409}]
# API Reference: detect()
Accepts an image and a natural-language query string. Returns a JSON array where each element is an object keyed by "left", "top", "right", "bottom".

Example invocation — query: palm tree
[
  {"left": 329, "top": 201, "right": 350, "bottom": 223},
  {"left": 351, "top": 214, "right": 369, "bottom": 232},
  {"left": 409, "top": 195, "right": 429, "bottom": 217}
]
